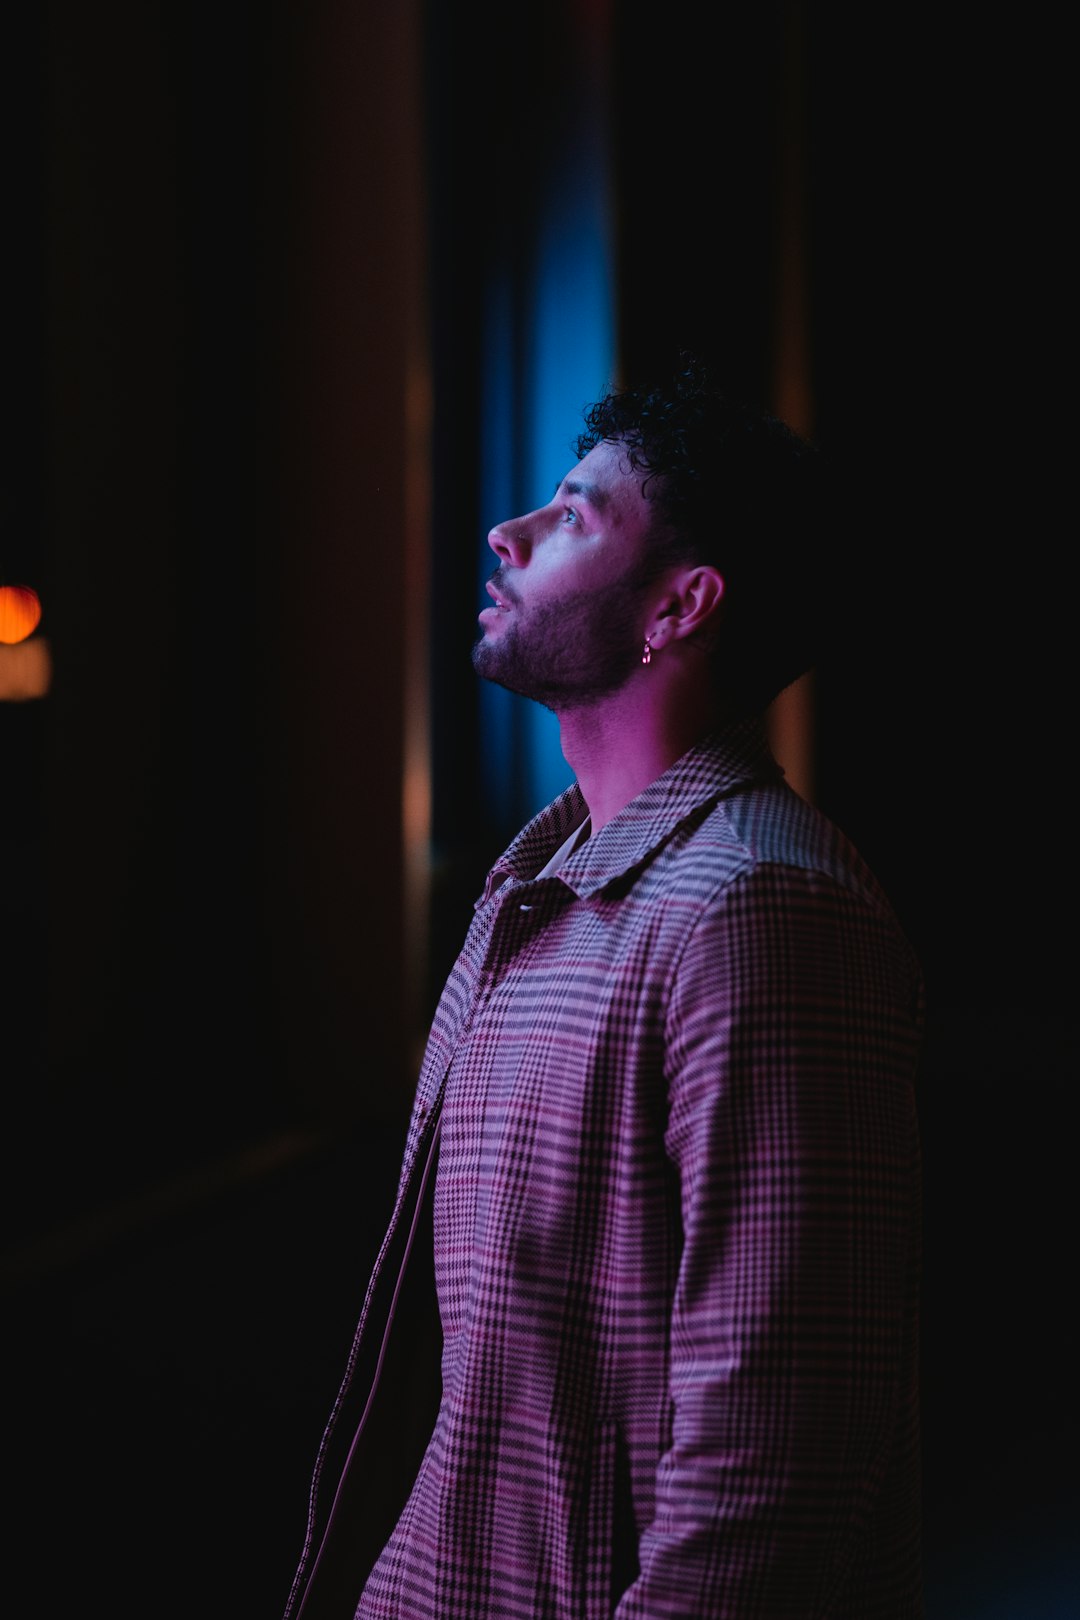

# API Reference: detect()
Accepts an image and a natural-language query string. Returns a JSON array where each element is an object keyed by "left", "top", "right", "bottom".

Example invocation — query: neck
[{"left": 557, "top": 677, "right": 727, "bottom": 833}]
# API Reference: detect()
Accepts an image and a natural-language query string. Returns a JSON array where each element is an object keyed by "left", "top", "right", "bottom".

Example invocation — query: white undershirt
[{"left": 534, "top": 816, "right": 591, "bottom": 880}]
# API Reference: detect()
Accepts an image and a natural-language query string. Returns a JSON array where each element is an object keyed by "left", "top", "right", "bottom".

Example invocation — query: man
[{"left": 284, "top": 361, "right": 924, "bottom": 1618}]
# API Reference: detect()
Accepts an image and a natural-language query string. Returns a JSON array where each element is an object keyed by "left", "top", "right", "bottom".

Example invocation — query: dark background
[{"left": 2, "top": 5, "right": 1074, "bottom": 1617}]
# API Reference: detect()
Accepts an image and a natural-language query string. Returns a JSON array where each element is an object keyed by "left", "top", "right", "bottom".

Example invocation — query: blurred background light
[
  {"left": 0, "top": 584, "right": 43, "bottom": 645},
  {"left": 0, "top": 638, "right": 51, "bottom": 701},
  {"left": 476, "top": 9, "right": 616, "bottom": 828}
]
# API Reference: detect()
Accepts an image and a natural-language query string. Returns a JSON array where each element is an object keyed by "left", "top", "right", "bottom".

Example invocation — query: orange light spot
[
  {"left": 0, "top": 585, "right": 42, "bottom": 644},
  {"left": 0, "top": 638, "right": 52, "bottom": 700}
]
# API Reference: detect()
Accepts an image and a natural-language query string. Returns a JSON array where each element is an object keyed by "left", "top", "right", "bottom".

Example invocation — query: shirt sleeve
[{"left": 614, "top": 861, "right": 924, "bottom": 1618}]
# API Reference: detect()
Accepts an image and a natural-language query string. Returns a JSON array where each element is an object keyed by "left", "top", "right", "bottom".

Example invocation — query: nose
[{"left": 487, "top": 518, "right": 530, "bottom": 565}]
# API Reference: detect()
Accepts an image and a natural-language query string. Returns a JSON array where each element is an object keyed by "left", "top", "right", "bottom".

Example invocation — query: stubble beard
[{"left": 471, "top": 571, "right": 651, "bottom": 713}]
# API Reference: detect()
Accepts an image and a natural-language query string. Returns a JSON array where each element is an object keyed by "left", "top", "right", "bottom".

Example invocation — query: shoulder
[
  {"left": 653, "top": 781, "right": 920, "bottom": 984},
  {"left": 656, "top": 784, "right": 921, "bottom": 1030},
  {"left": 658, "top": 777, "right": 887, "bottom": 911}
]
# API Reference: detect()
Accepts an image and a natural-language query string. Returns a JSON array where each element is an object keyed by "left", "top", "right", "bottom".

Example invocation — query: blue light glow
[{"left": 477, "top": 139, "right": 616, "bottom": 828}]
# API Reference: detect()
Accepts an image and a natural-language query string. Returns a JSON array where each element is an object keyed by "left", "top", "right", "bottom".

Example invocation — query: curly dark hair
[{"left": 575, "top": 356, "right": 835, "bottom": 715}]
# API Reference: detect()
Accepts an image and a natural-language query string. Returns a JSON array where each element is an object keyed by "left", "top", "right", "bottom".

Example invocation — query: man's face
[{"left": 472, "top": 439, "right": 661, "bottom": 712}]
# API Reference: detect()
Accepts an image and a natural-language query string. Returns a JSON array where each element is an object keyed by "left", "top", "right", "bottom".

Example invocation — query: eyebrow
[{"left": 555, "top": 478, "right": 609, "bottom": 509}]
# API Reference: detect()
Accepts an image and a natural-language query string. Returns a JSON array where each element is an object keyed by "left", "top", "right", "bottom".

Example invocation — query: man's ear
[{"left": 649, "top": 566, "right": 725, "bottom": 649}]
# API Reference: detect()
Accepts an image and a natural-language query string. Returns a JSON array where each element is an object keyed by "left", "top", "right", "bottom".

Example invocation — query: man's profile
[{"left": 283, "top": 359, "right": 924, "bottom": 1619}]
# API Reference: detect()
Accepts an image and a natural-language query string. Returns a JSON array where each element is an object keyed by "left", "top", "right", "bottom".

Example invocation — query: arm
[{"left": 616, "top": 863, "right": 923, "bottom": 1618}]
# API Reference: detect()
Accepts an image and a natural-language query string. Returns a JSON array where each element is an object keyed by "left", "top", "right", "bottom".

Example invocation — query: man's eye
[{"left": 562, "top": 508, "right": 578, "bottom": 524}]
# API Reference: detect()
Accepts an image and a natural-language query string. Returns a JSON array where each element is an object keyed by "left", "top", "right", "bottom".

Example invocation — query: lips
[{"left": 486, "top": 581, "right": 514, "bottom": 611}]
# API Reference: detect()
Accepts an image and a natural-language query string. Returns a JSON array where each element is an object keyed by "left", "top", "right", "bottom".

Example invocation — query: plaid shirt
[{"left": 286, "top": 718, "right": 924, "bottom": 1619}]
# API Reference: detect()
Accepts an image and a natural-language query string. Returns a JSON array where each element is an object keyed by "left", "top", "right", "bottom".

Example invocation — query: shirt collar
[{"left": 478, "top": 715, "right": 783, "bottom": 905}]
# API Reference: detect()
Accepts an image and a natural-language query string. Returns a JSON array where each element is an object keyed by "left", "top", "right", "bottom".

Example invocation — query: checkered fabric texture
[{"left": 286, "top": 718, "right": 925, "bottom": 1619}]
